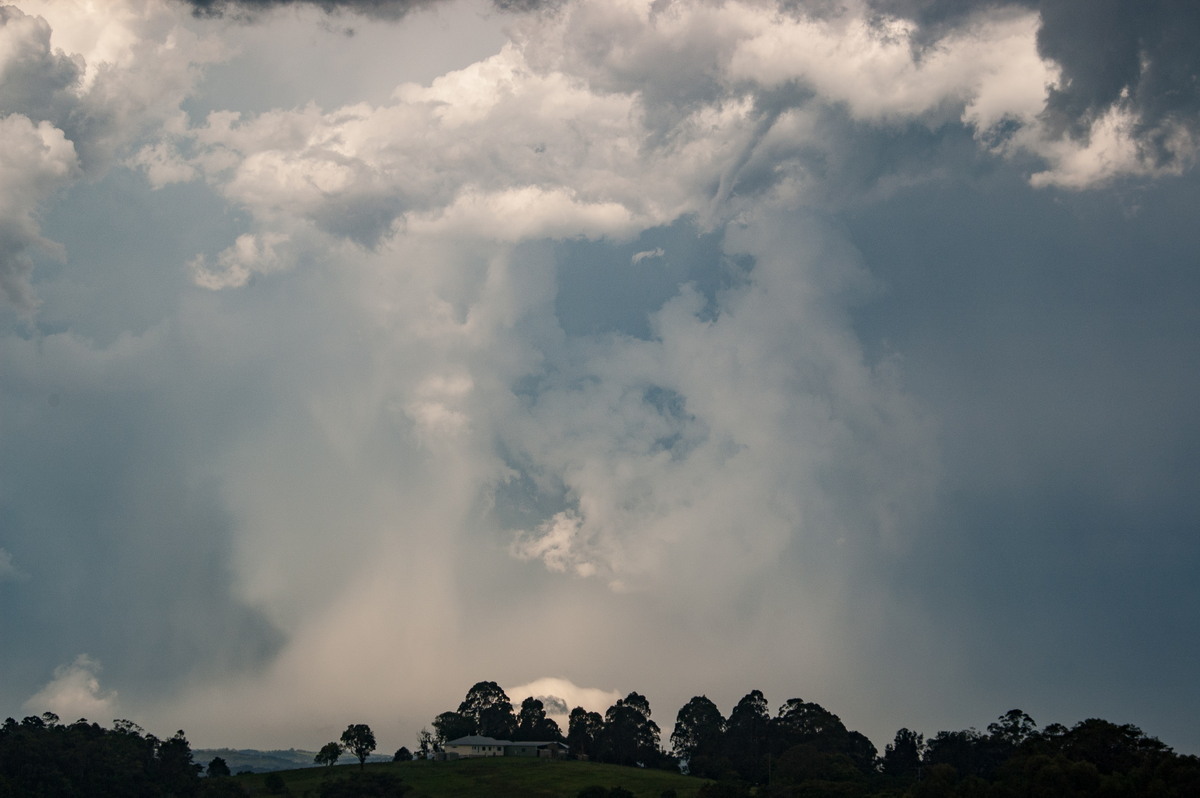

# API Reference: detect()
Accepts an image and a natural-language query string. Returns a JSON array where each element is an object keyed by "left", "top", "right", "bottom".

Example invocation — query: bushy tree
[
  {"left": 315, "top": 741, "right": 343, "bottom": 768},
  {"left": 393, "top": 746, "right": 412, "bottom": 762},
  {"left": 432, "top": 712, "right": 474, "bottom": 745},
  {"left": 515, "top": 697, "right": 563, "bottom": 741},
  {"left": 598, "top": 693, "right": 663, "bottom": 768},
  {"left": 671, "top": 696, "right": 725, "bottom": 777},
  {"left": 567, "top": 707, "right": 604, "bottom": 759},
  {"left": 0, "top": 716, "right": 204, "bottom": 796},
  {"left": 882, "top": 728, "right": 924, "bottom": 778},
  {"left": 723, "top": 690, "right": 771, "bottom": 783},
  {"left": 772, "top": 698, "right": 876, "bottom": 773},
  {"left": 206, "top": 756, "right": 231, "bottom": 777},
  {"left": 988, "top": 708, "right": 1038, "bottom": 749},
  {"left": 340, "top": 724, "right": 377, "bottom": 769},
  {"left": 457, "top": 682, "right": 517, "bottom": 739}
]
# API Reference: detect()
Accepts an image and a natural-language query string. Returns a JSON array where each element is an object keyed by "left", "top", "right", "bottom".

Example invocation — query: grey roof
[
  {"left": 445, "top": 736, "right": 567, "bottom": 748},
  {"left": 445, "top": 735, "right": 510, "bottom": 746}
]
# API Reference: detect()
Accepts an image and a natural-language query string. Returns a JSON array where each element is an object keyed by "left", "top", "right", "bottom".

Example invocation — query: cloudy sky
[{"left": 2, "top": 0, "right": 1198, "bottom": 756}]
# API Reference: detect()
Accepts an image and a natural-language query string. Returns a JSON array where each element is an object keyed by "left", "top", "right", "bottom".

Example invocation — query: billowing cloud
[
  {"left": 0, "top": 0, "right": 221, "bottom": 310},
  {"left": 0, "top": 114, "right": 77, "bottom": 310},
  {"left": 507, "top": 677, "right": 621, "bottom": 719},
  {"left": 24, "top": 655, "right": 119, "bottom": 721}
]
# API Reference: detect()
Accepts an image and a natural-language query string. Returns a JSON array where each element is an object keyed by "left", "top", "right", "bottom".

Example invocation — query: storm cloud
[{"left": 2, "top": 0, "right": 1198, "bottom": 758}]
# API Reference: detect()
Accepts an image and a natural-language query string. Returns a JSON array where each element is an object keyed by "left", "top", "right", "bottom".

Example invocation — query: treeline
[
  {"left": 6, "top": 686, "right": 1199, "bottom": 798},
  {"left": 0, "top": 713, "right": 242, "bottom": 797},
  {"left": 425, "top": 682, "right": 1200, "bottom": 797}
]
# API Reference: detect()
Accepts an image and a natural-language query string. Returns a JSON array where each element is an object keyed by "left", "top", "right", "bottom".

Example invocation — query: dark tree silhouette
[
  {"left": 567, "top": 706, "right": 604, "bottom": 759},
  {"left": 416, "top": 726, "right": 438, "bottom": 758},
  {"left": 599, "top": 692, "right": 663, "bottom": 768},
  {"left": 515, "top": 697, "right": 563, "bottom": 741},
  {"left": 340, "top": 724, "right": 376, "bottom": 769},
  {"left": 671, "top": 696, "right": 725, "bottom": 777},
  {"left": 458, "top": 681, "right": 517, "bottom": 740},
  {"left": 0, "top": 715, "right": 204, "bottom": 796},
  {"left": 881, "top": 727, "right": 924, "bottom": 778},
  {"left": 722, "top": 690, "right": 771, "bottom": 783},
  {"left": 432, "top": 711, "right": 475, "bottom": 745},
  {"left": 315, "top": 740, "right": 343, "bottom": 768}
]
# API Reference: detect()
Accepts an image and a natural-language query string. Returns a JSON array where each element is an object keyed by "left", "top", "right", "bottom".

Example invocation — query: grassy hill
[{"left": 233, "top": 756, "right": 709, "bottom": 797}]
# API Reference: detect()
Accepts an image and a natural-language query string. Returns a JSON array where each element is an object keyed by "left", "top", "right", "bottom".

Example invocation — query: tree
[
  {"left": 206, "top": 756, "right": 231, "bottom": 777},
  {"left": 987, "top": 709, "right": 1037, "bottom": 749},
  {"left": 515, "top": 697, "right": 563, "bottom": 741},
  {"left": 567, "top": 707, "right": 604, "bottom": 759},
  {"left": 432, "top": 711, "right": 475, "bottom": 745},
  {"left": 416, "top": 727, "right": 437, "bottom": 759},
  {"left": 315, "top": 741, "right": 343, "bottom": 768},
  {"left": 774, "top": 698, "right": 847, "bottom": 745},
  {"left": 340, "top": 724, "right": 377, "bottom": 769},
  {"left": 155, "top": 730, "right": 203, "bottom": 795},
  {"left": 457, "top": 681, "right": 517, "bottom": 740},
  {"left": 772, "top": 698, "right": 877, "bottom": 774},
  {"left": 671, "top": 696, "right": 725, "bottom": 776},
  {"left": 598, "top": 692, "right": 662, "bottom": 767},
  {"left": 393, "top": 746, "right": 412, "bottom": 762},
  {"left": 723, "top": 690, "right": 771, "bottom": 783},
  {"left": 882, "top": 728, "right": 924, "bottom": 778},
  {"left": 923, "top": 728, "right": 992, "bottom": 778}
]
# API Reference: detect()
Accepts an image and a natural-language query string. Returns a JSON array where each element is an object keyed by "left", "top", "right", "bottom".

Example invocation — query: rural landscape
[
  {"left": 4, "top": 1, "right": 1200, "bottom": 797},
  {"left": 4, "top": 680, "right": 1199, "bottom": 796}
]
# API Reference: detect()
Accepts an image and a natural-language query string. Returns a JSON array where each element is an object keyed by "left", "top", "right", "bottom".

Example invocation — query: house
[{"left": 443, "top": 735, "right": 569, "bottom": 759}]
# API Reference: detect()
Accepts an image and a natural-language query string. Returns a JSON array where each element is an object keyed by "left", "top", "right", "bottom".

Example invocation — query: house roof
[
  {"left": 444, "top": 735, "right": 567, "bottom": 748},
  {"left": 445, "top": 735, "right": 509, "bottom": 746}
]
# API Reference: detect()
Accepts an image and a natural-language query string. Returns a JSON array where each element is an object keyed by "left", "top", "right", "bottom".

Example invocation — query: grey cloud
[
  {"left": 0, "top": 327, "right": 286, "bottom": 708},
  {"left": 181, "top": 0, "right": 440, "bottom": 18},
  {"left": 1037, "top": 0, "right": 1200, "bottom": 165},
  {"left": 863, "top": 0, "right": 1200, "bottom": 169},
  {"left": 179, "top": 0, "right": 552, "bottom": 19},
  {"left": 0, "top": 7, "right": 84, "bottom": 122}
]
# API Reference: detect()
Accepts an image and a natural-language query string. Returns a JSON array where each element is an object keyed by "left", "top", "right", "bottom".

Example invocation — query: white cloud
[
  {"left": 506, "top": 676, "right": 622, "bottom": 719},
  {"left": 0, "top": 0, "right": 221, "bottom": 311},
  {"left": 1025, "top": 106, "right": 1198, "bottom": 189},
  {"left": 24, "top": 655, "right": 119, "bottom": 721},
  {"left": 631, "top": 247, "right": 664, "bottom": 264},
  {"left": 0, "top": 114, "right": 79, "bottom": 310},
  {"left": 189, "top": 232, "right": 290, "bottom": 289},
  {"left": 506, "top": 212, "right": 937, "bottom": 600}
]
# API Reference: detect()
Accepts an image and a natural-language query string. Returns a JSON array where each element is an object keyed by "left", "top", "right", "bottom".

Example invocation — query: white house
[{"left": 442, "top": 735, "right": 568, "bottom": 759}]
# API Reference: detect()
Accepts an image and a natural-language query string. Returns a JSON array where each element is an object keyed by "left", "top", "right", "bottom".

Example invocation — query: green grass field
[{"left": 234, "top": 756, "right": 710, "bottom": 798}]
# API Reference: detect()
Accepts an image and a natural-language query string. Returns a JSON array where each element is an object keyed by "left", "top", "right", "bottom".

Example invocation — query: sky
[{"left": 1, "top": 0, "right": 1198, "bottom": 758}]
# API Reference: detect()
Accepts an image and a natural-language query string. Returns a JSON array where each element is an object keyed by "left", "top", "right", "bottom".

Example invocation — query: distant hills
[{"left": 193, "top": 747, "right": 391, "bottom": 773}]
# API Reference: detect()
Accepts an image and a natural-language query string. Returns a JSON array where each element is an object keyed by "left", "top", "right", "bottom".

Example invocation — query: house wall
[
  {"left": 444, "top": 744, "right": 505, "bottom": 758},
  {"left": 505, "top": 745, "right": 538, "bottom": 757}
]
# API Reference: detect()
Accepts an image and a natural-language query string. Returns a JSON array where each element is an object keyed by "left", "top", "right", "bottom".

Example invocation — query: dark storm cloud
[
  {"left": 0, "top": 328, "right": 286, "bottom": 709},
  {"left": 867, "top": 0, "right": 1200, "bottom": 168},
  {"left": 1037, "top": 0, "right": 1200, "bottom": 165}
]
